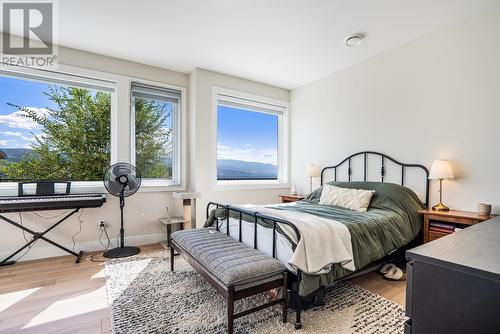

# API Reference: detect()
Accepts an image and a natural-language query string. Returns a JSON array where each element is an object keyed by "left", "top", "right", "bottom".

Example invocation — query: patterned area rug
[{"left": 105, "top": 251, "right": 406, "bottom": 333}]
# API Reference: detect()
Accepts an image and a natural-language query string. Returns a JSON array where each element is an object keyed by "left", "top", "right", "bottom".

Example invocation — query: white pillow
[{"left": 319, "top": 185, "right": 375, "bottom": 212}]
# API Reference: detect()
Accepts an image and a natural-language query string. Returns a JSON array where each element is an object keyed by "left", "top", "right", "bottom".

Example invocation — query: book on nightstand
[
  {"left": 429, "top": 222, "right": 455, "bottom": 230},
  {"left": 429, "top": 222, "right": 455, "bottom": 234},
  {"left": 428, "top": 224, "right": 462, "bottom": 234}
]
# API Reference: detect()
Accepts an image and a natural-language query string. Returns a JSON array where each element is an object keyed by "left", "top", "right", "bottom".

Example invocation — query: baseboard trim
[{"left": 0, "top": 232, "right": 166, "bottom": 263}]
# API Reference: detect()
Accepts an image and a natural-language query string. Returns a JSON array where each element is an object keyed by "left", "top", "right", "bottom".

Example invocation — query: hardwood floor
[
  {"left": 0, "top": 244, "right": 406, "bottom": 333},
  {"left": 350, "top": 271, "right": 407, "bottom": 306}
]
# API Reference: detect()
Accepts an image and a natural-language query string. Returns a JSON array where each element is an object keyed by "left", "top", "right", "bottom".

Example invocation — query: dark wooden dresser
[{"left": 405, "top": 216, "right": 500, "bottom": 334}]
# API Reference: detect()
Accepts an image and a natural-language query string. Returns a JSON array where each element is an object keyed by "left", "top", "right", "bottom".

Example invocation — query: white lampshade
[
  {"left": 304, "top": 164, "right": 320, "bottom": 178},
  {"left": 428, "top": 160, "right": 454, "bottom": 180}
]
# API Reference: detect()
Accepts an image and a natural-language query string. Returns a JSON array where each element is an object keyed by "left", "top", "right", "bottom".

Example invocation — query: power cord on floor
[{"left": 88, "top": 221, "right": 111, "bottom": 263}]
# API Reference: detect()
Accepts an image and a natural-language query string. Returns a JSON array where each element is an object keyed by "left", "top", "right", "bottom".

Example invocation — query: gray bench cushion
[{"left": 171, "top": 228, "right": 287, "bottom": 287}]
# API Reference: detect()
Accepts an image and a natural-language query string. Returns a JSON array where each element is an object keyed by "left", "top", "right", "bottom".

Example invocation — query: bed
[{"left": 205, "top": 151, "right": 429, "bottom": 328}]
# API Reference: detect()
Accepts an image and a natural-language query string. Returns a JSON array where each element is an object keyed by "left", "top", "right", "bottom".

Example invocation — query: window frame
[
  {"left": 212, "top": 87, "right": 289, "bottom": 190},
  {"left": 130, "top": 81, "right": 184, "bottom": 188},
  {"left": 0, "top": 64, "right": 186, "bottom": 194}
]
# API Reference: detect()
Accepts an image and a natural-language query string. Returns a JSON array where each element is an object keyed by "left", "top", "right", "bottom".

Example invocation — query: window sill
[
  {"left": 213, "top": 180, "right": 290, "bottom": 191},
  {"left": 0, "top": 181, "right": 186, "bottom": 196},
  {"left": 139, "top": 181, "right": 186, "bottom": 193}
]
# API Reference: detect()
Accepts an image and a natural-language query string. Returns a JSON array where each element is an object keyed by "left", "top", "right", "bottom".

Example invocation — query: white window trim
[
  {"left": 129, "top": 79, "right": 186, "bottom": 189},
  {"left": 0, "top": 64, "right": 186, "bottom": 194},
  {"left": 212, "top": 87, "right": 290, "bottom": 191}
]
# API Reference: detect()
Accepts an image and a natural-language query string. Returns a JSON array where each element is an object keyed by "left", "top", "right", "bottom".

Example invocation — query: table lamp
[
  {"left": 428, "top": 160, "right": 454, "bottom": 211},
  {"left": 304, "top": 163, "right": 320, "bottom": 194}
]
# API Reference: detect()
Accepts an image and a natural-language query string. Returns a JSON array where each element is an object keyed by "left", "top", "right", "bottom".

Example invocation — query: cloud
[
  {"left": 0, "top": 140, "right": 8, "bottom": 146},
  {"left": 4, "top": 131, "right": 23, "bottom": 137},
  {"left": 22, "top": 135, "right": 33, "bottom": 141},
  {"left": 218, "top": 143, "right": 277, "bottom": 165},
  {"left": 0, "top": 107, "right": 49, "bottom": 130}
]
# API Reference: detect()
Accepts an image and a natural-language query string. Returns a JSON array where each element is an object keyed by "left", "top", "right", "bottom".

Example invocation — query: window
[
  {"left": 0, "top": 66, "right": 185, "bottom": 192},
  {"left": 214, "top": 88, "right": 288, "bottom": 187},
  {"left": 0, "top": 71, "right": 113, "bottom": 182},
  {"left": 131, "top": 83, "right": 181, "bottom": 185}
]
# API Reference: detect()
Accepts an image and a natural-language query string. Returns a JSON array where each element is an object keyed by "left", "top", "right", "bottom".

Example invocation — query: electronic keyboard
[{"left": 0, "top": 193, "right": 106, "bottom": 213}]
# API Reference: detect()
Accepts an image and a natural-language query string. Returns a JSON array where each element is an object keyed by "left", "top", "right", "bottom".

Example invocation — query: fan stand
[{"left": 103, "top": 188, "right": 141, "bottom": 259}]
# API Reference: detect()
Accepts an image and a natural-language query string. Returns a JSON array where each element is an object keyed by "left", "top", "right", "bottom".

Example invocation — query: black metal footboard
[{"left": 206, "top": 201, "right": 304, "bottom": 329}]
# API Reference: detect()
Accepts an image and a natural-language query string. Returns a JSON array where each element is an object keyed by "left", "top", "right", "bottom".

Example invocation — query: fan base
[{"left": 103, "top": 246, "right": 141, "bottom": 259}]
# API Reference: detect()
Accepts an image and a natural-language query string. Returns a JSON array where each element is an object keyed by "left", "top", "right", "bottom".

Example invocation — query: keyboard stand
[{"left": 0, "top": 208, "right": 84, "bottom": 267}]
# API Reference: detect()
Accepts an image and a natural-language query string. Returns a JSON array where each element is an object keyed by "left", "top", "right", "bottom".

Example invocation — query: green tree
[
  {"left": 0, "top": 86, "right": 171, "bottom": 181},
  {"left": 134, "top": 97, "right": 172, "bottom": 179}
]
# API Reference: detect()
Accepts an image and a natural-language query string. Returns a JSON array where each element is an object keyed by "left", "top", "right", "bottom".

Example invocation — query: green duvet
[{"left": 206, "top": 181, "right": 425, "bottom": 296}]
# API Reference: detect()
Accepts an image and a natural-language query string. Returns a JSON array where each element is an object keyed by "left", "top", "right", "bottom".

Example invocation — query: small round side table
[{"left": 159, "top": 217, "right": 187, "bottom": 248}]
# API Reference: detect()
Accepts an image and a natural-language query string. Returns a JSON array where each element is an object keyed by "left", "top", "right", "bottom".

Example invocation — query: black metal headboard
[{"left": 320, "top": 151, "right": 430, "bottom": 207}]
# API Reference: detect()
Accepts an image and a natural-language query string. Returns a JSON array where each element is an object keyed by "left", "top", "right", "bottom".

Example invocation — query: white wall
[
  {"left": 0, "top": 44, "right": 189, "bottom": 261},
  {"left": 189, "top": 68, "right": 290, "bottom": 226},
  {"left": 291, "top": 6, "right": 500, "bottom": 213},
  {"left": 0, "top": 48, "right": 291, "bottom": 261}
]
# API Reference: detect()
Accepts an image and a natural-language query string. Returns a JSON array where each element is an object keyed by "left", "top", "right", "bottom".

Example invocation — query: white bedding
[
  {"left": 216, "top": 203, "right": 355, "bottom": 275},
  {"left": 217, "top": 217, "right": 296, "bottom": 272}
]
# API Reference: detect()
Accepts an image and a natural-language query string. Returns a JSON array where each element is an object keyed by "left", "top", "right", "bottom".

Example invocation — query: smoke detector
[{"left": 345, "top": 34, "right": 364, "bottom": 47}]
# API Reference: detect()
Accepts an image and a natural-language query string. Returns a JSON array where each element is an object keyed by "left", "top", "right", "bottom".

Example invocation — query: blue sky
[
  {"left": 217, "top": 105, "right": 278, "bottom": 165},
  {"left": 1, "top": 75, "right": 277, "bottom": 166},
  {"left": 0, "top": 76, "right": 54, "bottom": 149}
]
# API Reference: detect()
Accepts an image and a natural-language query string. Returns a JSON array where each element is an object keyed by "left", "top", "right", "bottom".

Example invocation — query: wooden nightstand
[
  {"left": 279, "top": 194, "right": 305, "bottom": 203},
  {"left": 418, "top": 209, "right": 494, "bottom": 243}
]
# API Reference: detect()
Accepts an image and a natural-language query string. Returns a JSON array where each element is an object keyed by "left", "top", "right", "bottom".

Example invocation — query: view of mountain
[
  {"left": 0, "top": 148, "right": 34, "bottom": 162},
  {"left": 0, "top": 151, "right": 276, "bottom": 180},
  {"left": 217, "top": 159, "right": 277, "bottom": 180}
]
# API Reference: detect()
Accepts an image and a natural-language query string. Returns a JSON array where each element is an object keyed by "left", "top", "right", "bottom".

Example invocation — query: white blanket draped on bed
[{"left": 235, "top": 203, "right": 355, "bottom": 274}]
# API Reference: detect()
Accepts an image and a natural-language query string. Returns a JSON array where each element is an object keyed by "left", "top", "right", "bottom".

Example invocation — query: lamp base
[{"left": 432, "top": 202, "right": 450, "bottom": 211}]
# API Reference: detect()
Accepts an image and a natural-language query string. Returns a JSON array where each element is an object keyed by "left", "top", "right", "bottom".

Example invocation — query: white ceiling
[{"left": 51, "top": 0, "right": 500, "bottom": 88}]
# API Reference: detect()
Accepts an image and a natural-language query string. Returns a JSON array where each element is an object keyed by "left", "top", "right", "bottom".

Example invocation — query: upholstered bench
[{"left": 170, "top": 228, "right": 288, "bottom": 334}]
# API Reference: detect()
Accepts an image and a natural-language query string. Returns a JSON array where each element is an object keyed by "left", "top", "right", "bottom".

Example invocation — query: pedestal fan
[{"left": 103, "top": 162, "right": 142, "bottom": 258}]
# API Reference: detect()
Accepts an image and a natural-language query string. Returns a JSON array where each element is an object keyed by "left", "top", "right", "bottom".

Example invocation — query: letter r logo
[{"left": 2, "top": 2, "right": 53, "bottom": 55}]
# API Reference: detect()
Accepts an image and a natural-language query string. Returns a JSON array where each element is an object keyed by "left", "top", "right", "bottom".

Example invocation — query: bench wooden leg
[
  {"left": 227, "top": 286, "right": 235, "bottom": 334},
  {"left": 282, "top": 272, "right": 288, "bottom": 323},
  {"left": 170, "top": 245, "right": 174, "bottom": 272}
]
